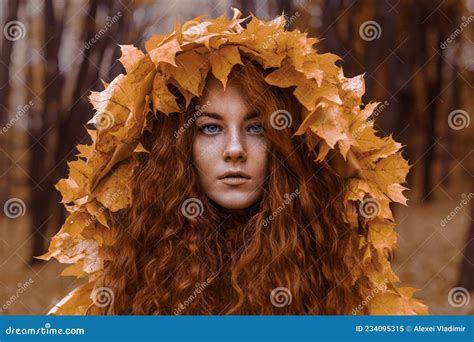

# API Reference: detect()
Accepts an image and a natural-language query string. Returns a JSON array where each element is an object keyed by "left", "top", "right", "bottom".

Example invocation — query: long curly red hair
[{"left": 99, "top": 58, "right": 363, "bottom": 315}]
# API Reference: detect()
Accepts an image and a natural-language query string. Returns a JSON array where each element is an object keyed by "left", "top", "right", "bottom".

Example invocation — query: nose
[{"left": 222, "top": 129, "right": 247, "bottom": 162}]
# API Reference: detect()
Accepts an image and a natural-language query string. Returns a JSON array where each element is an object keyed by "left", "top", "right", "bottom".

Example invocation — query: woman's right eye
[{"left": 199, "top": 123, "right": 221, "bottom": 135}]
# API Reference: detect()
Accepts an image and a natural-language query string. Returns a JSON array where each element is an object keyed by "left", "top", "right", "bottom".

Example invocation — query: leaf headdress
[{"left": 40, "top": 9, "right": 427, "bottom": 315}]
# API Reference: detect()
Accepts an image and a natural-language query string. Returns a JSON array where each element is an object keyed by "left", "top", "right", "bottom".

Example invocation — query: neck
[
  {"left": 211, "top": 200, "right": 260, "bottom": 222},
  {"left": 208, "top": 200, "right": 260, "bottom": 243}
]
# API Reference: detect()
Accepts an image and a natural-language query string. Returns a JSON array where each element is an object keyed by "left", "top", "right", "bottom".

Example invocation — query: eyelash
[{"left": 198, "top": 123, "right": 264, "bottom": 135}]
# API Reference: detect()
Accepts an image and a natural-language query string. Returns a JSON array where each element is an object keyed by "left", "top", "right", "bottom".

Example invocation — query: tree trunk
[
  {"left": 0, "top": 0, "right": 20, "bottom": 204},
  {"left": 29, "top": 0, "right": 66, "bottom": 264},
  {"left": 457, "top": 183, "right": 474, "bottom": 291},
  {"left": 422, "top": 30, "right": 444, "bottom": 201}
]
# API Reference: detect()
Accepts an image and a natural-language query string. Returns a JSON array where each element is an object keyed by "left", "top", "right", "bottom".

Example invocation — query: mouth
[{"left": 218, "top": 171, "right": 251, "bottom": 185}]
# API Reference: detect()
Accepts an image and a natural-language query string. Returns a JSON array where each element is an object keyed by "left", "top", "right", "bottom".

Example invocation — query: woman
[
  {"left": 104, "top": 59, "right": 361, "bottom": 315},
  {"left": 40, "top": 9, "right": 427, "bottom": 315}
]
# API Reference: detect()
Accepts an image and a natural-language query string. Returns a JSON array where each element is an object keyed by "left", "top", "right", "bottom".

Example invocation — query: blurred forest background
[{"left": 0, "top": 0, "right": 472, "bottom": 314}]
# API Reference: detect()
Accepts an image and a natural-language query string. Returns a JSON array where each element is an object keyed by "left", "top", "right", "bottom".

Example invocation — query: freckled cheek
[
  {"left": 192, "top": 138, "right": 223, "bottom": 178},
  {"left": 249, "top": 140, "right": 269, "bottom": 183}
]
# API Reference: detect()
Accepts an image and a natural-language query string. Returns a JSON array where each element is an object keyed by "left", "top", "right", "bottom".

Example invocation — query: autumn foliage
[{"left": 38, "top": 9, "right": 428, "bottom": 315}]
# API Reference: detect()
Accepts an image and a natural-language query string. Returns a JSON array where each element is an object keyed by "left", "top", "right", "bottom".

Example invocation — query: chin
[{"left": 211, "top": 192, "right": 260, "bottom": 210}]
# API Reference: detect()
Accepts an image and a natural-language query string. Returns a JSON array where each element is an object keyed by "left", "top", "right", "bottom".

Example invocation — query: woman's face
[{"left": 192, "top": 77, "right": 269, "bottom": 210}]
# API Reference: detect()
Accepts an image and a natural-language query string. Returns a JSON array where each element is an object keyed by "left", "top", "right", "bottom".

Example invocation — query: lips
[{"left": 218, "top": 170, "right": 251, "bottom": 185}]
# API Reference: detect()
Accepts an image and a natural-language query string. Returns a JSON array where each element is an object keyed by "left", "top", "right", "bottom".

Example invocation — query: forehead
[{"left": 199, "top": 77, "right": 250, "bottom": 117}]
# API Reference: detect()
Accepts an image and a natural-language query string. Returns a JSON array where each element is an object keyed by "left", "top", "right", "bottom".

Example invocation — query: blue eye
[
  {"left": 200, "top": 124, "right": 221, "bottom": 134},
  {"left": 248, "top": 123, "right": 264, "bottom": 135}
]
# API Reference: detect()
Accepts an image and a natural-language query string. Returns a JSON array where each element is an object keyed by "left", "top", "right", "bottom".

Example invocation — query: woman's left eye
[{"left": 247, "top": 123, "right": 264, "bottom": 135}]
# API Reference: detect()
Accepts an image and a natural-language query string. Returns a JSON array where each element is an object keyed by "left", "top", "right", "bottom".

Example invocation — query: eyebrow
[{"left": 199, "top": 111, "right": 260, "bottom": 121}]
